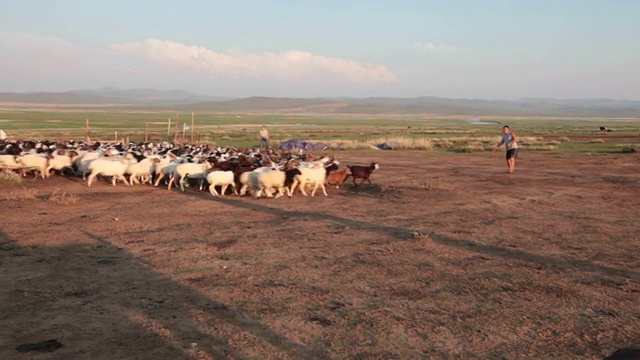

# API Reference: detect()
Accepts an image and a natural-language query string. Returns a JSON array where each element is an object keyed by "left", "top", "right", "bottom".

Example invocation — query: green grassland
[{"left": 0, "top": 108, "right": 638, "bottom": 154}]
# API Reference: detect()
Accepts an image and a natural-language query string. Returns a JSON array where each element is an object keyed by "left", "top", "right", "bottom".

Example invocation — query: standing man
[
  {"left": 259, "top": 125, "right": 269, "bottom": 150},
  {"left": 493, "top": 125, "right": 518, "bottom": 173}
]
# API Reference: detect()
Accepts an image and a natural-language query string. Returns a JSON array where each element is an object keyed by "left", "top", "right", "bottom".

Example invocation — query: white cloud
[
  {"left": 0, "top": 32, "right": 397, "bottom": 94},
  {"left": 111, "top": 39, "right": 397, "bottom": 84},
  {"left": 8, "top": 32, "right": 636, "bottom": 99},
  {"left": 412, "top": 41, "right": 459, "bottom": 53}
]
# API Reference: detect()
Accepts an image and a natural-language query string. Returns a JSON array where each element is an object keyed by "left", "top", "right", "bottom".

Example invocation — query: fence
[
  {"left": 82, "top": 112, "right": 202, "bottom": 143},
  {"left": 0, "top": 112, "right": 207, "bottom": 143}
]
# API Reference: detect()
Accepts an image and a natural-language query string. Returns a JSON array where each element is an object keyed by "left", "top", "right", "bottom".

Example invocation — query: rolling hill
[
  {"left": 0, "top": 88, "right": 223, "bottom": 106},
  {"left": 1, "top": 88, "right": 639, "bottom": 117}
]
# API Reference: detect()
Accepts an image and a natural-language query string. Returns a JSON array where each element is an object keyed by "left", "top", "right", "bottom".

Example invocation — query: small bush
[
  {"left": 618, "top": 144, "right": 639, "bottom": 153},
  {"left": 0, "top": 170, "right": 22, "bottom": 184},
  {"left": 558, "top": 137, "right": 571, "bottom": 142},
  {"left": 48, "top": 189, "right": 80, "bottom": 205},
  {"left": 589, "top": 139, "right": 605, "bottom": 144}
]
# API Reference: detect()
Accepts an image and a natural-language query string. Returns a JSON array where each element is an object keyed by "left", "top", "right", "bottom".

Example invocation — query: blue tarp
[
  {"left": 375, "top": 142, "right": 401, "bottom": 150},
  {"left": 279, "top": 138, "right": 329, "bottom": 151}
]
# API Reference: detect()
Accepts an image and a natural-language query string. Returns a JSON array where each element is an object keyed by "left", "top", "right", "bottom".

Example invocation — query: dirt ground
[{"left": 1, "top": 151, "right": 639, "bottom": 359}]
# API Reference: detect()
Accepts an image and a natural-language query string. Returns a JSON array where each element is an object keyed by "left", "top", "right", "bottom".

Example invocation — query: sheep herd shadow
[
  {"left": 179, "top": 188, "right": 640, "bottom": 282},
  {"left": 339, "top": 183, "right": 388, "bottom": 197}
]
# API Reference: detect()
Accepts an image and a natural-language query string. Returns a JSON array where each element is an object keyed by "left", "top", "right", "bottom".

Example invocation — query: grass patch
[
  {"left": 617, "top": 144, "right": 639, "bottom": 153},
  {"left": 0, "top": 187, "right": 79, "bottom": 204},
  {"left": 559, "top": 141, "right": 622, "bottom": 153},
  {"left": 453, "top": 144, "right": 490, "bottom": 153},
  {"left": 0, "top": 170, "right": 22, "bottom": 184},
  {"left": 522, "top": 144, "right": 558, "bottom": 151},
  {"left": 328, "top": 137, "right": 434, "bottom": 150},
  {"left": 48, "top": 189, "right": 80, "bottom": 205},
  {"left": 326, "top": 139, "right": 378, "bottom": 150},
  {"left": 2, "top": 109, "right": 639, "bottom": 154},
  {"left": 2, "top": 187, "right": 39, "bottom": 201},
  {"left": 330, "top": 137, "right": 431, "bottom": 150},
  {"left": 433, "top": 136, "right": 548, "bottom": 153},
  {"left": 387, "top": 179, "right": 453, "bottom": 191}
]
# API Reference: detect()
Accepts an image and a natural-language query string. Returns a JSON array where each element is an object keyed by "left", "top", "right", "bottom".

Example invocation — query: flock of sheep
[{"left": 0, "top": 140, "right": 380, "bottom": 199}]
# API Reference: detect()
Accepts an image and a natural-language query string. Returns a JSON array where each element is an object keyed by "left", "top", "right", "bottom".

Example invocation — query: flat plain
[{"left": 1, "top": 109, "right": 639, "bottom": 359}]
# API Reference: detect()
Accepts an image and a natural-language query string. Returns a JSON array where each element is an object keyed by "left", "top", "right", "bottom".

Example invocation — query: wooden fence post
[
  {"left": 85, "top": 119, "right": 90, "bottom": 142},
  {"left": 145, "top": 122, "right": 149, "bottom": 142},
  {"left": 191, "top": 112, "right": 195, "bottom": 142},
  {"left": 174, "top": 113, "right": 179, "bottom": 142}
]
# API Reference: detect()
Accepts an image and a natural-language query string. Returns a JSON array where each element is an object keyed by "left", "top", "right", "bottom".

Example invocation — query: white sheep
[
  {"left": 45, "top": 150, "right": 79, "bottom": 176},
  {"left": 146, "top": 154, "right": 175, "bottom": 183},
  {"left": 255, "top": 168, "right": 287, "bottom": 198},
  {"left": 238, "top": 166, "right": 276, "bottom": 196},
  {"left": 86, "top": 157, "right": 133, "bottom": 187},
  {"left": 17, "top": 154, "right": 49, "bottom": 178},
  {"left": 206, "top": 170, "right": 237, "bottom": 196},
  {"left": 126, "top": 156, "right": 161, "bottom": 185},
  {"left": 168, "top": 161, "right": 212, "bottom": 192},
  {"left": 292, "top": 167, "right": 328, "bottom": 197},
  {"left": 0, "top": 154, "right": 21, "bottom": 170},
  {"left": 153, "top": 156, "right": 184, "bottom": 188},
  {"left": 239, "top": 171, "right": 259, "bottom": 196},
  {"left": 74, "top": 151, "right": 104, "bottom": 180}
]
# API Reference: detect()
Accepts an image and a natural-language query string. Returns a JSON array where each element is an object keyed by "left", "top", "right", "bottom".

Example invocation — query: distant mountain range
[
  {"left": 1, "top": 88, "right": 639, "bottom": 117},
  {"left": 0, "top": 88, "right": 227, "bottom": 106}
]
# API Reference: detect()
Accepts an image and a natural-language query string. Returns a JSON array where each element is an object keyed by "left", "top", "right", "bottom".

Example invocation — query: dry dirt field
[{"left": 1, "top": 151, "right": 639, "bottom": 359}]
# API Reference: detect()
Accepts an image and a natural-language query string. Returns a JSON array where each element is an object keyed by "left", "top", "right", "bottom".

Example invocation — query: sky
[{"left": 0, "top": 0, "right": 639, "bottom": 99}]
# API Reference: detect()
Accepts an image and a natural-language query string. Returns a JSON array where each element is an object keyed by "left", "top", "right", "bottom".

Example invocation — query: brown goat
[
  {"left": 325, "top": 168, "right": 352, "bottom": 189},
  {"left": 347, "top": 162, "right": 379, "bottom": 187}
]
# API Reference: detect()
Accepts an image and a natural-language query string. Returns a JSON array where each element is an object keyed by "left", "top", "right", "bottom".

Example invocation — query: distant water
[{"left": 468, "top": 119, "right": 499, "bottom": 125}]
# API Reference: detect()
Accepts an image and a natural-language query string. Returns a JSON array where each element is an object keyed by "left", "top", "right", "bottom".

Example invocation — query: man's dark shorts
[{"left": 506, "top": 148, "right": 518, "bottom": 160}]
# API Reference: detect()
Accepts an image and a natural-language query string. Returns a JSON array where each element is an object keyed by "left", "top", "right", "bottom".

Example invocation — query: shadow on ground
[
  {"left": 194, "top": 193, "right": 640, "bottom": 283},
  {"left": 0, "top": 228, "right": 327, "bottom": 359}
]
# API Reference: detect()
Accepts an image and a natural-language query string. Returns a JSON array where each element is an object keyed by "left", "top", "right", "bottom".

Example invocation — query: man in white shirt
[{"left": 259, "top": 125, "right": 269, "bottom": 150}]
